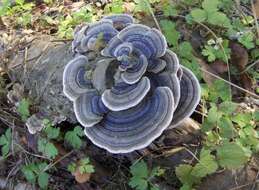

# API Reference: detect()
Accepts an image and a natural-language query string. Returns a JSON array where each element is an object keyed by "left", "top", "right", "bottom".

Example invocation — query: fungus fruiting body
[{"left": 63, "top": 14, "right": 201, "bottom": 153}]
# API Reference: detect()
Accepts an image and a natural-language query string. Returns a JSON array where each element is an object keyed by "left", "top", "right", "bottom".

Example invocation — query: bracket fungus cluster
[{"left": 63, "top": 14, "right": 201, "bottom": 153}]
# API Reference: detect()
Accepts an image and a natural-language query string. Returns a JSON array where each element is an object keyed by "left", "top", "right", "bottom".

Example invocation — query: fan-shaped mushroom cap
[
  {"left": 101, "top": 77, "right": 150, "bottom": 111},
  {"left": 63, "top": 55, "right": 91, "bottom": 101},
  {"left": 102, "top": 14, "right": 134, "bottom": 30},
  {"left": 80, "top": 19, "right": 118, "bottom": 52},
  {"left": 63, "top": 14, "right": 201, "bottom": 153},
  {"left": 121, "top": 54, "right": 148, "bottom": 84},
  {"left": 171, "top": 66, "right": 201, "bottom": 127},
  {"left": 84, "top": 87, "right": 174, "bottom": 153},
  {"left": 74, "top": 90, "right": 104, "bottom": 128},
  {"left": 101, "top": 24, "right": 167, "bottom": 59}
]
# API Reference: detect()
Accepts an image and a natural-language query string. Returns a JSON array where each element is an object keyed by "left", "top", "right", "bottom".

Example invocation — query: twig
[
  {"left": 144, "top": 0, "right": 162, "bottom": 31},
  {"left": 229, "top": 180, "right": 259, "bottom": 190},
  {"left": 43, "top": 150, "right": 74, "bottom": 172},
  {"left": 251, "top": 0, "right": 259, "bottom": 37},
  {"left": 200, "top": 67, "right": 259, "bottom": 98},
  {"left": 240, "top": 59, "right": 259, "bottom": 74}
]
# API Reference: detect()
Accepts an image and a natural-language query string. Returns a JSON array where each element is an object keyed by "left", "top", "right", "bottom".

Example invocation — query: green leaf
[
  {"left": 150, "top": 167, "right": 165, "bottom": 178},
  {"left": 216, "top": 142, "right": 249, "bottom": 169},
  {"left": 130, "top": 160, "right": 148, "bottom": 179},
  {"left": 134, "top": 0, "right": 150, "bottom": 14},
  {"left": 0, "top": 128, "right": 11, "bottom": 157},
  {"left": 67, "top": 163, "right": 77, "bottom": 173},
  {"left": 231, "top": 113, "right": 252, "bottom": 128},
  {"left": 175, "top": 164, "right": 198, "bottom": 186},
  {"left": 207, "top": 12, "right": 231, "bottom": 28},
  {"left": 202, "top": 0, "right": 220, "bottom": 12},
  {"left": 64, "top": 126, "right": 83, "bottom": 149},
  {"left": 180, "top": 184, "right": 194, "bottom": 190},
  {"left": 191, "top": 149, "right": 218, "bottom": 178},
  {"left": 44, "top": 125, "right": 60, "bottom": 140},
  {"left": 218, "top": 101, "right": 238, "bottom": 115},
  {"left": 190, "top": 9, "right": 207, "bottom": 22},
  {"left": 202, "top": 45, "right": 216, "bottom": 62},
  {"left": 22, "top": 165, "right": 36, "bottom": 183},
  {"left": 17, "top": 98, "right": 30, "bottom": 121},
  {"left": 160, "top": 19, "right": 180, "bottom": 47},
  {"left": 209, "top": 80, "right": 231, "bottom": 102},
  {"left": 38, "top": 172, "right": 49, "bottom": 189},
  {"left": 38, "top": 138, "right": 58, "bottom": 159},
  {"left": 207, "top": 104, "right": 222, "bottom": 124},
  {"left": 218, "top": 117, "right": 236, "bottom": 138},
  {"left": 238, "top": 32, "right": 255, "bottom": 49},
  {"left": 129, "top": 177, "right": 148, "bottom": 190}
]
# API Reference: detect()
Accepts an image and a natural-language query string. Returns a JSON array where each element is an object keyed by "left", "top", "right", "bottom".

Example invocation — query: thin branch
[{"left": 200, "top": 67, "right": 259, "bottom": 98}]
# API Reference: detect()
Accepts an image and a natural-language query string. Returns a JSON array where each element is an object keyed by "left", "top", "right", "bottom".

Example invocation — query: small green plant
[
  {"left": 0, "top": 128, "right": 11, "bottom": 158},
  {"left": 189, "top": 0, "right": 231, "bottom": 28},
  {"left": 237, "top": 32, "right": 255, "bottom": 49},
  {"left": 57, "top": 6, "right": 93, "bottom": 39},
  {"left": 128, "top": 160, "right": 165, "bottom": 190},
  {"left": 104, "top": 0, "right": 124, "bottom": 14},
  {"left": 67, "top": 157, "right": 95, "bottom": 174},
  {"left": 17, "top": 98, "right": 30, "bottom": 121},
  {"left": 22, "top": 162, "right": 49, "bottom": 189},
  {"left": 37, "top": 119, "right": 59, "bottom": 159},
  {"left": 201, "top": 39, "right": 231, "bottom": 63},
  {"left": 64, "top": 126, "right": 84, "bottom": 149}
]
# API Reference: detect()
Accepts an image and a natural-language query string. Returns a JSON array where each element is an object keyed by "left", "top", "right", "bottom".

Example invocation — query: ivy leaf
[
  {"left": 160, "top": 19, "right": 180, "bottom": 47},
  {"left": 190, "top": 9, "right": 207, "bottom": 22},
  {"left": 17, "top": 98, "right": 30, "bottom": 121},
  {"left": 64, "top": 126, "right": 84, "bottom": 149},
  {"left": 191, "top": 149, "right": 218, "bottom": 178},
  {"left": 216, "top": 142, "right": 249, "bottom": 169}
]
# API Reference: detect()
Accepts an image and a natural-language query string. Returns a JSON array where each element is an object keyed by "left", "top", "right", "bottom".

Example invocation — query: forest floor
[{"left": 0, "top": 0, "right": 259, "bottom": 190}]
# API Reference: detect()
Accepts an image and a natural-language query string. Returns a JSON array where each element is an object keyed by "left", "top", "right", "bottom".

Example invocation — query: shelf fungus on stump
[{"left": 63, "top": 14, "right": 201, "bottom": 153}]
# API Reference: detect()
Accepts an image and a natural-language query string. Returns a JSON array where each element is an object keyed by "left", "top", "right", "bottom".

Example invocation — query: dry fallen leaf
[{"left": 73, "top": 167, "right": 92, "bottom": 184}]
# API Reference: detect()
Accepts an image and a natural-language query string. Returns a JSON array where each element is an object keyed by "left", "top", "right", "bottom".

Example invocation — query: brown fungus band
[{"left": 63, "top": 14, "right": 201, "bottom": 153}]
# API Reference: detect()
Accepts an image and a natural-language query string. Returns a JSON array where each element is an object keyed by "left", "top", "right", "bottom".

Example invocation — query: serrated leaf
[
  {"left": 175, "top": 164, "right": 198, "bottom": 186},
  {"left": 22, "top": 166, "right": 36, "bottom": 183},
  {"left": 231, "top": 113, "right": 252, "bottom": 128},
  {"left": 160, "top": 19, "right": 180, "bottom": 47},
  {"left": 207, "top": 104, "right": 222, "bottom": 124},
  {"left": 238, "top": 32, "right": 255, "bottom": 49},
  {"left": 0, "top": 128, "right": 11, "bottom": 157},
  {"left": 202, "top": 0, "right": 220, "bottom": 12},
  {"left": 130, "top": 160, "right": 148, "bottom": 179},
  {"left": 44, "top": 126, "right": 60, "bottom": 140},
  {"left": 38, "top": 138, "right": 58, "bottom": 159},
  {"left": 191, "top": 149, "right": 218, "bottom": 178},
  {"left": 218, "top": 101, "right": 238, "bottom": 115},
  {"left": 129, "top": 177, "right": 148, "bottom": 190},
  {"left": 207, "top": 12, "right": 231, "bottom": 28},
  {"left": 218, "top": 117, "right": 236, "bottom": 138},
  {"left": 17, "top": 98, "right": 30, "bottom": 121},
  {"left": 190, "top": 9, "right": 207, "bottom": 22},
  {"left": 217, "top": 142, "right": 249, "bottom": 169},
  {"left": 64, "top": 126, "right": 83, "bottom": 149},
  {"left": 38, "top": 172, "right": 49, "bottom": 189}
]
